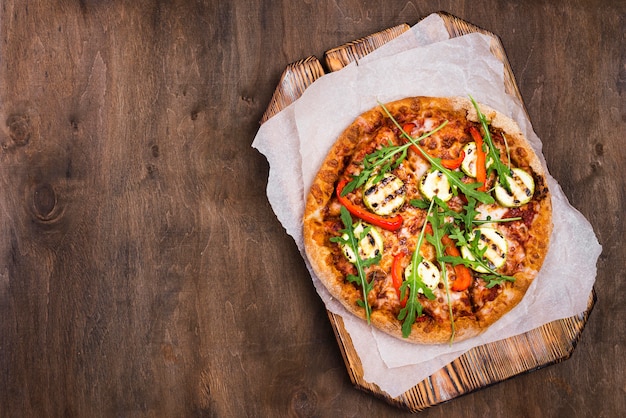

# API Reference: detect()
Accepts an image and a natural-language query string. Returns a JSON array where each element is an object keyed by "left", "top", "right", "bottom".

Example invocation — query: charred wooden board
[{"left": 260, "top": 12, "right": 595, "bottom": 412}]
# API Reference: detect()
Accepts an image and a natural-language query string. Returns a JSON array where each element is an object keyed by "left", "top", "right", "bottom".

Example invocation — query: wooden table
[{"left": 0, "top": 1, "right": 623, "bottom": 416}]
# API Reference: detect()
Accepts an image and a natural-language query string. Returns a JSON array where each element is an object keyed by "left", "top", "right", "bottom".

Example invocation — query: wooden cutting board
[{"left": 260, "top": 12, "right": 595, "bottom": 412}]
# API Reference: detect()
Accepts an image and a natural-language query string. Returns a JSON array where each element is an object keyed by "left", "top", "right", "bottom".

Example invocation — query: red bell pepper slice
[
  {"left": 470, "top": 126, "right": 487, "bottom": 192},
  {"left": 424, "top": 224, "right": 473, "bottom": 292},
  {"left": 402, "top": 123, "right": 417, "bottom": 136},
  {"left": 336, "top": 179, "right": 403, "bottom": 231},
  {"left": 391, "top": 253, "right": 408, "bottom": 307},
  {"left": 441, "top": 234, "right": 473, "bottom": 291},
  {"left": 403, "top": 123, "right": 465, "bottom": 169},
  {"left": 440, "top": 150, "right": 465, "bottom": 170}
]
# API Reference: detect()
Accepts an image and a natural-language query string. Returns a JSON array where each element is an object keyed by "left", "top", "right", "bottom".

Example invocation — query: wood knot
[
  {"left": 289, "top": 387, "right": 318, "bottom": 417},
  {"left": 32, "top": 183, "right": 59, "bottom": 221},
  {"left": 594, "top": 142, "right": 604, "bottom": 157},
  {"left": 146, "top": 163, "right": 158, "bottom": 178},
  {"left": 7, "top": 113, "right": 31, "bottom": 146},
  {"left": 240, "top": 95, "right": 254, "bottom": 106}
]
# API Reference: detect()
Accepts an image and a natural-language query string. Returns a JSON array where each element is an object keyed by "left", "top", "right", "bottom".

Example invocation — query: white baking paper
[{"left": 252, "top": 14, "right": 601, "bottom": 398}]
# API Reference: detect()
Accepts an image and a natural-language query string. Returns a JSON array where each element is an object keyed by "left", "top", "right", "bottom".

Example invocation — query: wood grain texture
[
  {"left": 260, "top": 57, "right": 325, "bottom": 123},
  {"left": 323, "top": 23, "right": 411, "bottom": 71},
  {"left": 0, "top": 1, "right": 623, "bottom": 417}
]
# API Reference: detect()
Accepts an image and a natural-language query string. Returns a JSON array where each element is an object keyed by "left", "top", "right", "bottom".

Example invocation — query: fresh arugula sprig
[
  {"left": 359, "top": 142, "right": 407, "bottom": 190},
  {"left": 409, "top": 198, "right": 431, "bottom": 210},
  {"left": 424, "top": 198, "right": 456, "bottom": 344},
  {"left": 411, "top": 196, "right": 521, "bottom": 235},
  {"left": 443, "top": 226, "right": 516, "bottom": 288},
  {"left": 411, "top": 197, "right": 476, "bottom": 235},
  {"left": 471, "top": 217, "right": 521, "bottom": 226},
  {"left": 469, "top": 96, "right": 513, "bottom": 191},
  {"left": 411, "top": 195, "right": 520, "bottom": 291},
  {"left": 329, "top": 206, "right": 381, "bottom": 323},
  {"left": 458, "top": 198, "right": 482, "bottom": 234},
  {"left": 378, "top": 101, "right": 495, "bottom": 205},
  {"left": 341, "top": 120, "right": 449, "bottom": 196},
  {"left": 482, "top": 273, "right": 516, "bottom": 288},
  {"left": 398, "top": 200, "right": 436, "bottom": 338}
]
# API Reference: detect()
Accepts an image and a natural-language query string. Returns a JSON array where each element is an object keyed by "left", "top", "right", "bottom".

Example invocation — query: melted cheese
[{"left": 476, "top": 204, "right": 510, "bottom": 227}]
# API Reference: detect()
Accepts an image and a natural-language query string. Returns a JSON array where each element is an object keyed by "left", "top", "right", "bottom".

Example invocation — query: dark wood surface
[{"left": 0, "top": 1, "right": 623, "bottom": 417}]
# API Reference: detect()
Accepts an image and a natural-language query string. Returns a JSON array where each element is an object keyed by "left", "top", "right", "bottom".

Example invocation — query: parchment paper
[{"left": 252, "top": 14, "right": 600, "bottom": 398}]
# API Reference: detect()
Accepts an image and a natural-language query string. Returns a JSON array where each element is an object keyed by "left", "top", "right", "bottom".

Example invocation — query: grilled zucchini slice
[
  {"left": 340, "top": 222, "right": 384, "bottom": 263},
  {"left": 494, "top": 168, "right": 535, "bottom": 207},
  {"left": 419, "top": 169, "right": 453, "bottom": 202},
  {"left": 362, "top": 173, "right": 406, "bottom": 216}
]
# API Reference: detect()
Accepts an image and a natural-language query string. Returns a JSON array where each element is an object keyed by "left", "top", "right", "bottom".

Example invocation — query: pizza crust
[{"left": 303, "top": 96, "right": 552, "bottom": 344}]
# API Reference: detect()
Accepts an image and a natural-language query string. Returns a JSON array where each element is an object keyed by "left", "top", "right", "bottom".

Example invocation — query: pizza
[{"left": 303, "top": 96, "right": 552, "bottom": 344}]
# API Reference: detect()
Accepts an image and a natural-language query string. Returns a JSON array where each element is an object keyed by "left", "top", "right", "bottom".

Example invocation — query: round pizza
[{"left": 303, "top": 96, "right": 552, "bottom": 344}]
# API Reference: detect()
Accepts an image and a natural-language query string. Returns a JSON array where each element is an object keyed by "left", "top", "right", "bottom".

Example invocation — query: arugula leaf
[
  {"left": 469, "top": 96, "right": 513, "bottom": 191},
  {"left": 329, "top": 206, "right": 380, "bottom": 323},
  {"left": 342, "top": 121, "right": 448, "bottom": 196},
  {"left": 483, "top": 274, "right": 516, "bottom": 288},
  {"left": 398, "top": 200, "right": 436, "bottom": 338},
  {"left": 378, "top": 101, "right": 495, "bottom": 205},
  {"left": 425, "top": 200, "right": 456, "bottom": 343},
  {"left": 460, "top": 198, "right": 481, "bottom": 233},
  {"left": 409, "top": 198, "right": 431, "bottom": 209},
  {"left": 471, "top": 217, "right": 522, "bottom": 226},
  {"left": 446, "top": 225, "right": 469, "bottom": 249},
  {"left": 424, "top": 196, "right": 521, "bottom": 234}
]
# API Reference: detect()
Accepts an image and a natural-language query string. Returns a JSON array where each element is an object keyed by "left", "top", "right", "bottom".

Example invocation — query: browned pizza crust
[{"left": 303, "top": 96, "right": 552, "bottom": 344}]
